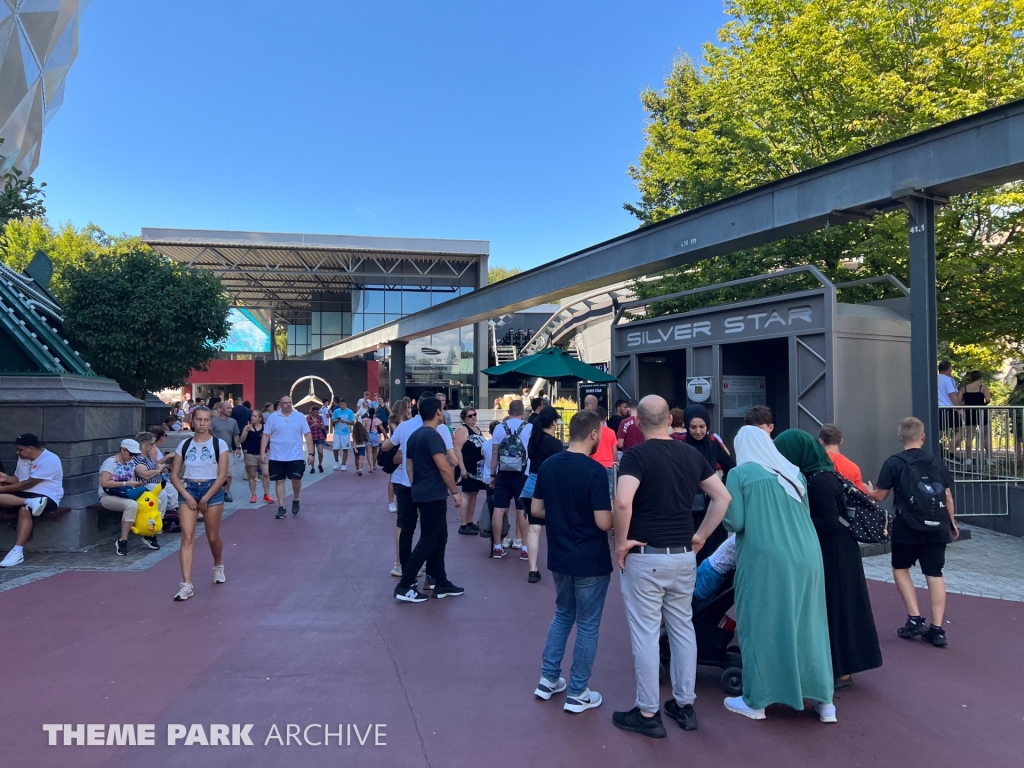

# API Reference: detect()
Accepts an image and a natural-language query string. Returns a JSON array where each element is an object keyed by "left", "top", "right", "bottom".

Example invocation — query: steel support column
[
  {"left": 907, "top": 196, "right": 940, "bottom": 455},
  {"left": 390, "top": 341, "right": 407, "bottom": 402}
]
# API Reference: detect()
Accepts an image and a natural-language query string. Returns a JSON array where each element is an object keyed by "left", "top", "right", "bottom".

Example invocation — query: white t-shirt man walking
[{"left": 261, "top": 395, "right": 314, "bottom": 520}]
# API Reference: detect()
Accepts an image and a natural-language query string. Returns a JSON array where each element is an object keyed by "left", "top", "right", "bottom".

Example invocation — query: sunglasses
[{"left": 466, "top": 413, "right": 478, "bottom": 418}]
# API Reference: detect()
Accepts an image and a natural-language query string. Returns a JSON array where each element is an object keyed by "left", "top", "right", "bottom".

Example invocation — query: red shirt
[
  {"left": 592, "top": 425, "right": 617, "bottom": 468},
  {"left": 830, "top": 451, "right": 866, "bottom": 492},
  {"left": 617, "top": 416, "right": 645, "bottom": 450}
]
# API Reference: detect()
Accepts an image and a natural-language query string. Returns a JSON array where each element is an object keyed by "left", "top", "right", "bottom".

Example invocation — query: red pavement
[{"left": 1, "top": 469, "right": 1022, "bottom": 767}]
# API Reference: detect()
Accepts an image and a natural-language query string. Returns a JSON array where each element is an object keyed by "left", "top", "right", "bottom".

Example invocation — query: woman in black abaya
[
  {"left": 774, "top": 429, "right": 883, "bottom": 688},
  {"left": 680, "top": 404, "right": 735, "bottom": 562}
]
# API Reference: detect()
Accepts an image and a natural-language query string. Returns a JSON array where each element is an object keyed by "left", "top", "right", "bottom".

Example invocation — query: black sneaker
[
  {"left": 922, "top": 625, "right": 948, "bottom": 648},
  {"left": 528, "top": 570, "right": 542, "bottom": 583},
  {"left": 141, "top": 536, "right": 160, "bottom": 550},
  {"left": 275, "top": 507, "right": 287, "bottom": 519},
  {"left": 223, "top": 491, "right": 233, "bottom": 503},
  {"left": 318, "top": 466, "right": 324, "bottom": 473},
  {"left": 115, "top": 539, "right": 128, "bottom": 556},
  {"left": 612, "top": 707, "right": 666, "bottom": 738},
  {"left": 292, "top": 499, "right": 300, "bottom": 516},
  {"left": 458, "top": 524, "right": 479, "bottom": 536},
  {"left": 433, "top": 583, "right": 465, "bottom": 599},
  {"left": 898, "top": 616, "right": 927, "bottom": 639},
  {"left": 394, "top": 585, "right": 429, "bottom": 603},
  {"left": 664, "top": 699, "right": 698, "bottom": 731}
]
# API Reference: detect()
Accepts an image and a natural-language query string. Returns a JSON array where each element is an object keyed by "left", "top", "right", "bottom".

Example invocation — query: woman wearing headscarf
[
  {"left": 680, "top": 405, "right": 735, "bottom": 562},
  {"left": 774, "top": 429, "right": 882, "bottom": 690},
  {"left": 723, "top": 425, "right": 835, "bottom": 723}
]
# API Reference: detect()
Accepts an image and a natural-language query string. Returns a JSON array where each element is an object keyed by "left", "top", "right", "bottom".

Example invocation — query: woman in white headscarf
[{"left": 722, "top": 425, "right": 836, "bottom": 723}]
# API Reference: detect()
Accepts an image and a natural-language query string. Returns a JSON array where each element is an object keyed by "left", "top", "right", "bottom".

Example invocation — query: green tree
[
  {"left": 0, "top": 146, "right": 46, "bottom": 228},
  {"left": 627, "top": 0, "right": 1024, "bottom": 363},
  {"left": 489, "top": 266, "right": 521, "bottom": 284},
  {"left": 60, "top": 243, "right": 230, "bottom": 398},
  {"left": 1, "top": 218, "right": 108, "bottom": 296}
]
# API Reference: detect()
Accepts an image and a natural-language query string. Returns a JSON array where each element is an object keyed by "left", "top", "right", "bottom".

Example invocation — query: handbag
[
  {"left": 519, "top": 472, "right": 538, "bottom": 500},
  {"left": 106, "top": 484, "right": 147, "bottom": 500},
  {"left": 832, "top": 471, "right": 890, "bottom": 544}
]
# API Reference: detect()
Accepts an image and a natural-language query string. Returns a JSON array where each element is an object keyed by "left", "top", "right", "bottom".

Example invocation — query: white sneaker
[
  {"left": 564, "top": 688, "right": 602, "bottom": 713},
  {"left": 340, "top": 464, "right": 347, "bottom": 471},
  {"left": 501, "top": 537, "right": 513, "bottom": 549},
  {"left": 534, "top": 676, "right": 566, "bottom": 700},
  {"left": 391, "top": 564, "right": 402, "bottom": 577},
  {"left": 815, "top": 702, "right": 837, "bottom": 723},
  {"left": 512, "top": 538, "right": 523, "bottom": 550},
  {"left": 333, "top": 462, "right": 339, "bottom": 470},
  {"left": 173, "top": 582, "right": 194, "bottom": 601},
  {"left": 0, "top": 549, "right": 24, "bottom": 567},
  {"left": 388, "top": 502, "right": 397, "bottom": 513},
  {"left": 24, "top": 497, "right": 48, "bottom": 517},
  {"left": 724, "top": 696, "right": 766, "bottom": 720},
  {"left": 213, "top": 565, "right": 226, "bottom": 584}
]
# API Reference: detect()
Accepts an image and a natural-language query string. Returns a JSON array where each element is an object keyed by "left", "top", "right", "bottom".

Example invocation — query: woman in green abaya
[{"left": 723, "top": 425, "right": 835, "bottom": 723}]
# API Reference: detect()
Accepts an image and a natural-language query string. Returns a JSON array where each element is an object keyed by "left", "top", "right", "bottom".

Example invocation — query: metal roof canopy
[
  {"left": 142, "top": 228, "right": 489, "bottom": 322},
  {"left": 320, "top": 97, "right": 1024, "bottom": 359}
]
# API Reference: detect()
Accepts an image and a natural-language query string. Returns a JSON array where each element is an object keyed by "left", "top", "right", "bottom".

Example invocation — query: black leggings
[{"left": 395, "top": 484, "right": 417, "bottom": 566}]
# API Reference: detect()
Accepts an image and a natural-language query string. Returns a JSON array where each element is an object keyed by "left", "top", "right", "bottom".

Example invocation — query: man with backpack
[
  {"left": 488, "top": 399, "right": 533, "bottom": 559},
  {"left": 869, "top": 417, "right": 958, "bottom": 648}
]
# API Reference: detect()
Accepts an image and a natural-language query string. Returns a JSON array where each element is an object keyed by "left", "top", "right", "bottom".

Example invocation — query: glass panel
[
  {"left": 364, "top": 313, "right": 384, "bottom": 330},
  {"left": 363, "top": 290, "right": 384, "bottom": 313},
  {"left": 350, "top": 289, "right": 363, "bottom": 314},
  {"left": 321, "top": 312, "right": 341, "bottom": 336},
  {"left": 342, "top": 312, "right": 352, "bottom": 336},
  {"left": 385, "top": 314, "right": 401, "bottom": 324},
  {"left": 431, "top": 288, "right": 458, "bottom": 306},
  {"left": 352, "top": 315, "right": 364, "bottom": 335},
  {"left": 311, "top": 312, "right": 321, "bottom": 334},
  {"left": 401, "top": 289, "right": 431, "bottom": 314},
  {"left": 384, "top": 289, "right": 402, "bottom": 314}
]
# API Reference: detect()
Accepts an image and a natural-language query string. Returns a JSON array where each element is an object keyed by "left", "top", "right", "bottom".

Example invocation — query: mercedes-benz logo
[{"left": 289, "top": 375, "right": 335, "bottom": 410}]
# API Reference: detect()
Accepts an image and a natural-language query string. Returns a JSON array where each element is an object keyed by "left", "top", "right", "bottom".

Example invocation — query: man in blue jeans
[{"left": 529, "top": 410, "right": 613, "bottom": 713}]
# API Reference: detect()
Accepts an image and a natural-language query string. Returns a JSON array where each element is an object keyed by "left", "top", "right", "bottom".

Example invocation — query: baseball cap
[
  {"left": 14, "top": 433, "right": 42, "bottom": 448},
  {"left": 120, "top": 439, "right": 142, "bottom": 454}
]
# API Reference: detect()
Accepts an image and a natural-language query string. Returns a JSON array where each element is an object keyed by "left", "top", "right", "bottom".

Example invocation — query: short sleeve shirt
[
  {"left": 263, "top": 411, "right": 311, "bottom": 462},
  {"left": 332, "top": 408, "right": 355, "bottom": 436},
  {"left": 617, "top": 416, "right": 645, "bottom": 450},
  {"left": 876, "top": 448, "right": 954, "bottom": 544},
  {"left": 937, "top": 374, "right": 959, "bottom": 407},
  {"left": 491, "top": 418, "right": 534, "bottom": 474},
  {"left": 98, "top": 456, "right": 135, "bottom": 495},
  {"left": 535, "top": 451, "right": 612, "bottom": 577},
  {"left": 407, "top": 426, "right": 450, "bottom": 502},
  {"left": 175, "top": 437, "right": 230, "bottom": 481},
  {"left": 618, "top": 438, "right": 714, "bottom": 548},
  {"left": 391, "top": 416, "right": 453, "bottom": 488},
  {"left": 17, "top": 449, "right": 63, "bottom": 503}
]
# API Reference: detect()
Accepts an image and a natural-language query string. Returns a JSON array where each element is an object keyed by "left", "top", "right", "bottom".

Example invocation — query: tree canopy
[
  {"left": 58, "top": 239, "right": 230, "bottom": 398},
  {"left": 627, "top": 0, "right": 1024, "bottom": 377},
  {"left": 0, "top": 142, "right": 46, "bottom": 228},
  {"left": 489, "top": 266, "right": 521, "bottom": 284}
]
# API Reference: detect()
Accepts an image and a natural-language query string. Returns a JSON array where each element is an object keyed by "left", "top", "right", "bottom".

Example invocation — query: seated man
[
  {"left": 692, "top": 534, "right": 736, "bottom": 612},
  {"left": 0, "top": 434, "right": 65, "bottom": 567}
]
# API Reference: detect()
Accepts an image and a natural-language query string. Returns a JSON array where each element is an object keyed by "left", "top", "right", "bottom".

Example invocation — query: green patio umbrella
[{"left": 482, "top": 347, "right": 617, "bottom": 382}]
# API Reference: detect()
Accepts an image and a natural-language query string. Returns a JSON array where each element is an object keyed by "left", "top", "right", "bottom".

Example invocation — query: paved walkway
[{"left": 1, "top": 469, "right": 1022, "bottom": 767}]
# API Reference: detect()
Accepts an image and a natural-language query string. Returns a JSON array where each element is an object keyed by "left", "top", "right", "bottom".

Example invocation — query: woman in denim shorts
[{"left": 170, "top": 406, "right": 230, "bottom": 602}]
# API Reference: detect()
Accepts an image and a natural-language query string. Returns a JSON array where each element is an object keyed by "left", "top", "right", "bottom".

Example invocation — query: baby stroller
[{"left": 659, "top": 573, "right": 743, "bottom": 696}]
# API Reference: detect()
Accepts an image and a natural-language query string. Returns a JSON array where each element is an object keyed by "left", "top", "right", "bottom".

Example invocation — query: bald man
[
  {"left": 584, "top": 394, "right": 599, "bottom": 411},
  {"left": 612, "top": 395, "right": 731, "bottom": 737}
]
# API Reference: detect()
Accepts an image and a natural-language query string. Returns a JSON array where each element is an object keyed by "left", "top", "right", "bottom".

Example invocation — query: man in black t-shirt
[
  {"left": 868, "top": 416, "right": 958, "bottom": 648},
  {"left": 530, "top": 410, "right": 612, "bottom": 714},
  {"left": 607, "top": 400, "right": 629, "bottom": 436},
  {"left": 394, "top": 398, "right": 463, "bottom": 603},
  {"left": 611, "top": 395, "right": 732, "bottom": 738}
]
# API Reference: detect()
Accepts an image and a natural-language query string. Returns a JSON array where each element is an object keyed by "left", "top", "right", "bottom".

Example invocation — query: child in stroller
[{"left": 660, "top": 535, "right": 743, "bottom": 696}]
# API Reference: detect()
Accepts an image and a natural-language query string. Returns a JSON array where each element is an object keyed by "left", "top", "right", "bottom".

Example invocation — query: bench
[{"left": 0, "top": 504, "right": 71, "bottom": 522}]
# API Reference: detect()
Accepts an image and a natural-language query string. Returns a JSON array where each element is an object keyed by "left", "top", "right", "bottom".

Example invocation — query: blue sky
[{"left": 36, "top": 1, "right": 727, "bottom": 271}]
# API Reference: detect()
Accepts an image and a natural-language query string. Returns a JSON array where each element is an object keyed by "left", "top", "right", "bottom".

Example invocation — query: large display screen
[{"left": 222, "top": 308, "right": 272, "bottom": 353}]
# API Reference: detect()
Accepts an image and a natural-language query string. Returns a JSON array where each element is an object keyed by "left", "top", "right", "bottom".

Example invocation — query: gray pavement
[
  {"left": 0, "top": 460, "right": 339, "bottom": 593},
  {"left": 862, "top": 523, "right": 1024, "bottom": 602}
]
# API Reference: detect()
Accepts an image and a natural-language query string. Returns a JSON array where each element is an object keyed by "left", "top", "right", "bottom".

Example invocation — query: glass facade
[{"left": 286, "top": 285, "right": 474, "bottom": 357}]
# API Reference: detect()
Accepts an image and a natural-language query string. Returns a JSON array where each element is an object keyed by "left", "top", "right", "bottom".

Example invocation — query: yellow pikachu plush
[{"left": 131, "top": 482, "right": 164, "bottom": 536}]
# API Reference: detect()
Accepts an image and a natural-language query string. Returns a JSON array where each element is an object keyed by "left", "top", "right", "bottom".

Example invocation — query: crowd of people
[{"left": 0, "top": 379, "right": 962, "bottom": 736}]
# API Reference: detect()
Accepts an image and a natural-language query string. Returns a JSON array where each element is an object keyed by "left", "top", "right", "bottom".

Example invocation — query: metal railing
[{"left": 939, "top": 405, "right": 1024, "bottom": 517}]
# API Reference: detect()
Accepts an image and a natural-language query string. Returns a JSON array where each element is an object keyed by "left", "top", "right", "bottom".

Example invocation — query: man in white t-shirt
[
  {"left": 0, "top": 433, "right": 65, "bottom": 567},
  {"left": 261, "top": 395, "right": 314, "bottom": 519},
  {"left": 381, "top": 393, "right": 457, "bottom": 581},
  {"left": 938, "top": 360, "right": 963, "bottom": 453}
]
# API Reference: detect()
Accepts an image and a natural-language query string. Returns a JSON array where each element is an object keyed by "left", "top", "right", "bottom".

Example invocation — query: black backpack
[
  {"left": 893, "top": 453, "right": 950, "bottom": 532},
  {"left": 378, "top": 443, "right": 399, "bottom": 475},
  {"left": 832, "top": 471, "right": 890, "bottom": 544}
]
